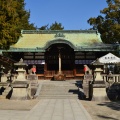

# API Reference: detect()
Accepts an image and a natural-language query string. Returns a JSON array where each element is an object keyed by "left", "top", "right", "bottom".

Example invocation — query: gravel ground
[
  {"left": 80, "top": 100, "right": 120, "bottom": 120},
  {"left": 0, "top": 99, "right": 39, "bottom": 110}
]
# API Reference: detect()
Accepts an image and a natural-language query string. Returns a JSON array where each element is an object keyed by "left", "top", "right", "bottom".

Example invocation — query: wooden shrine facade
[
  {"left": 1, "top": 30, "right": 118, "bottom": 80},
  {"left": 9, "top": 49, "right": 104, "bottom": 80}
]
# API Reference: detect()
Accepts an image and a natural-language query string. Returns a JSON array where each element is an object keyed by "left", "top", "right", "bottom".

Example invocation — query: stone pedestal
[
  {"left": 27, "top": 74, "right": 38, "bottom": 80},
  {"left": 0, "top": 82, "right": 9, "bottom": 88},
  {"left": 11, "top": 81, "right": 29, "bottom": 100},
  {"left": 27, "top": 74, "right": 38, "bottom": 86},
  {"left": 92, "top": 88, "right": 108, "bottom": 101},
  {"left": 27, "top": 74, "right": 38, "bottom": 98},
  {"left": 1, "top": 75, "right": 7, "bottom": 82},
  {"left": 92, "top": 81, "right": 109, "bottom": 101}
]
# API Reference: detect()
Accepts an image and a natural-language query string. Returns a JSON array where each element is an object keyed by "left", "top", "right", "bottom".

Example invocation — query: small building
[{"left": 1, "top": 30, "right": 118, "bottom": 79}]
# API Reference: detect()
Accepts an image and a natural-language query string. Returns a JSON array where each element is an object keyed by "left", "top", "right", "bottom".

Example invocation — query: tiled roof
[{"left": 9, "top": 30, "right": 113, "bottom": 52}]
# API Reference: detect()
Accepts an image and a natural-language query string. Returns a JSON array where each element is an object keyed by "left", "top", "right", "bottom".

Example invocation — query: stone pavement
[
  {"left": 0, "top": 99, "right": 92, "bottom": 120},
  {"left": 0, "top": 79, "right": 92, "bottom": 120},
  {"left": 1, "top": 80, "right": 120, "bottom": 120},
  {"left": 24, "top": 99, "right": 92, "bottom": 120}
]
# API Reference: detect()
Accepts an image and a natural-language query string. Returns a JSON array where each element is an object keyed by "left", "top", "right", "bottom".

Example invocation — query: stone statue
[
  {"left": 28, "top": 68, "right": 32, "bottom": 75},
  {"left": 19, "top": 58, "right": 23, "bottom": 63},
  {"left": 84, "top": 65, "right": 92, "bottom": 75}
]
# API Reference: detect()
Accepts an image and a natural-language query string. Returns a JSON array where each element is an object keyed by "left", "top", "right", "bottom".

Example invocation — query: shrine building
[{"left": 1, "top": 30, "right": 118, "bottom": 80}]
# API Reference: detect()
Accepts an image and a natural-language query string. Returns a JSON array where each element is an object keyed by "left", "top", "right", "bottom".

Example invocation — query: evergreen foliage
[
  {"left": 88, "top": 0, "right": 120, "bottom": 43},
  {"left": 49, "top": 21, "right": 64, "bottom": 30},
  {"left": 0, "top": 0, "right": 36, "bottom": 49},
  {"left": 39, "top": 21, "right": 64, "bottom": 30},
  {"left": 39, "top": 24, "right": 49, "bottom": 30}
]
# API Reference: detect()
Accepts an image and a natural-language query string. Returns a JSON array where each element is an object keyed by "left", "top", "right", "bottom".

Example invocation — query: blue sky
[{"left": 24, "top": 0, "right": 108, "bottom": 30}]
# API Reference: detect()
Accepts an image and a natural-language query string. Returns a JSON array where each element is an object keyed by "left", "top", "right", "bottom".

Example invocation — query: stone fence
[{"left": 102, "top": 74, "right": 120, "bottom": 83}]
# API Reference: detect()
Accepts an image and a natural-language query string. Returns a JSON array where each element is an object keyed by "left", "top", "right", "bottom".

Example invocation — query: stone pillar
[
  {"left": 53, "top": 48, "right": 65, "bottom": 81},
  {"left": 59, "top": 51, "right": 61, "bottom": 74}
]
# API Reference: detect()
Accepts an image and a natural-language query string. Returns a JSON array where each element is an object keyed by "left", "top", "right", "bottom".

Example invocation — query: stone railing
[{"left": 102, "top": 74, "right": 120, "bottom": 83}]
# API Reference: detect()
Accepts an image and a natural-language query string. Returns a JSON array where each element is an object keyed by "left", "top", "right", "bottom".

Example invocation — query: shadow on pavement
[
  {"left": 97, "top": 101, "right": 120, "bottom": 111},
  {"left": 68, "top": 89, "right": 79, "bottom": 94},
  {"left": 97, "top": 115, "right": 119, "bottom": 120}
]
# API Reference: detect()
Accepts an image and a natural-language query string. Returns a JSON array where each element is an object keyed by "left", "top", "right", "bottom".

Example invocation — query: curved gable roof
[{"left": 9, "top": 30, "right": 113, "bottom": 52}]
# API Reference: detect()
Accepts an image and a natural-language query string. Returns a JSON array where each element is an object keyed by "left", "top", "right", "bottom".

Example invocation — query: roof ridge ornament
[{"left": 54, "top": 32, "right": 65, "bottom": 38}]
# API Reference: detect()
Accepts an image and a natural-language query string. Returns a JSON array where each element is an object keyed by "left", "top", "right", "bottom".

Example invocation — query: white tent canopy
[{"left": 99, "top": 53, "right": 120, "bottom": 64}]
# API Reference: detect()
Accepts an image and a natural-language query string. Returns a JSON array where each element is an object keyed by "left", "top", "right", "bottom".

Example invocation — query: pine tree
[
  {"left": 39, "top": 21, "right": 64, "bottom": 30},
  {"left": 0, "top": 0, "right": 36, "bottom": 49},
  {"left": 88, "top": 0, "right": 120, "bottom": 43},
  {"left": 49, "top": 21, "right": 64, "bottom": 30}
]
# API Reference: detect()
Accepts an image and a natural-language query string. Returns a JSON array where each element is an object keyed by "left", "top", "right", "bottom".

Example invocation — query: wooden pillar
[{"left": 44, "top": 63, "right": 47, "bottom": 71}]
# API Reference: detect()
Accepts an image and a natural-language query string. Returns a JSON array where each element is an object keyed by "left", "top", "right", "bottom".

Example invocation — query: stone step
[
  {"left": 41, "top": 83, "right": 76, "bottom": 85},
  {"left": 37, "top": 95, "right": 78, "bottom": 99},
  {"left": 41, "top": 88, "right": 77, "bottom": 90},
  {"left": 41, "top": 86, "right": 77, "bottom": 88},
  {"left": 39, "top": 93, "right": 78, "bottom": 96},
  {"left": 41, "top": 87, "right": 77, "bottom": 89},
  {"left": 41, "top": 84, "right": 76, "bottom": 85},
  {"left": 40, "top": 89, "right": 78, "bottom": 92},
  {"left": 39, "top": 89, "right": 78, "bottom": 92},
  {"left": 42, "top": 88, "right": 77, "bottom": 92},
  {"left": 38, "top": 97, "right": 78, "bottom": 99},
  {"left": 36, "top": 81, "right": 79, "bottom": 99},
  {"left": 38, "top": 94, "right": 78, "bottom": 96},
  {"left": 41, "top": 89, "right": 78, "bottom": 91},
  {"left": 41, "top": 84, "right": 77, "bottom": 86}
]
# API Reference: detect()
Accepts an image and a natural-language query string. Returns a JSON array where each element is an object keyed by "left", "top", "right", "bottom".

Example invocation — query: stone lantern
[
  {"left": 92, "top": 58, "right": 104, "bottom": 81},
  {"left": 0, "top": 65, "right": 5, "bottom": 82},
  {"left": 14, "top": 58, "right": 27, "bottom": 81},
  {"left": 91, "top": 58, "right": 109, "bottom": 101},
  {"left": 11, "top": 58, "right": 30, "bottom": 100}
]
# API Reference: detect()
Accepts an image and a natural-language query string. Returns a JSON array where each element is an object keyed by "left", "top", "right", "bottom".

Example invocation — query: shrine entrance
[{"left": 44, "top": 43, "right": 75, "bottom": 79}]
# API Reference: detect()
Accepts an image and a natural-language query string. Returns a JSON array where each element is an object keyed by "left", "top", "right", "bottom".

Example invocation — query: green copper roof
[{"left": 9, "top": 30, "right": 114, "bottom": 52}]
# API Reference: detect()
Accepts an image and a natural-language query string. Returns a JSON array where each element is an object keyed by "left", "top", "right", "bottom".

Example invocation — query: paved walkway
[
  {"left": 0, "top": 99, "right": 92, "bottom": 120},
  {"left": 0, "top": 80, "right": 93, "bottom": 120}
]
